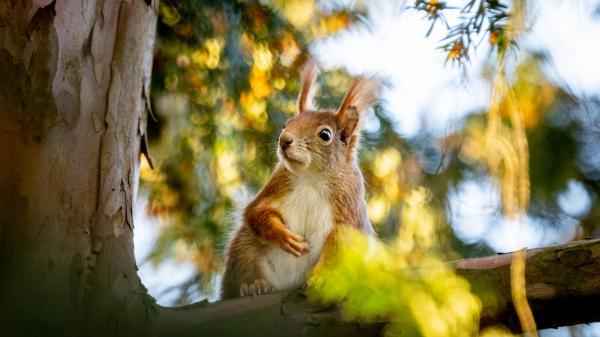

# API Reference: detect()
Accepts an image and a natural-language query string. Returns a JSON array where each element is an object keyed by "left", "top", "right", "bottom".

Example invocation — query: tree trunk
[{"left": 0, "top": 1, "right": 158, "bottom": 336}]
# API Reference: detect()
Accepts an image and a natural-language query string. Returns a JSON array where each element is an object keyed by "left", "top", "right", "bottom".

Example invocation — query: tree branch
[
  {"left": 156, "top": 239, "right": 600, "bottom": 336},
  {"left": 455, "top": 238, "right": 600, "bottom": 331}
]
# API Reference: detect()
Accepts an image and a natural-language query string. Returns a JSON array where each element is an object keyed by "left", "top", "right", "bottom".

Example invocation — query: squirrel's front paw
[
  {"left": 280, "top": 228, "right": 310, "bottom": 257},
  {"left": 240, "top": 278, "right": 273, "bottom": 297}
]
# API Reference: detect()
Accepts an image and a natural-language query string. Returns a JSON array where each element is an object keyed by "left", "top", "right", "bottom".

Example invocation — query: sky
[{"left": 135, "top": 0, "right": 600, "bottom": 334}]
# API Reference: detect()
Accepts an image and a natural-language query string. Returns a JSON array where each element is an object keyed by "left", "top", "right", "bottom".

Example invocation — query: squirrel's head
[{"left": 277, "top": 60, "right": 380, "bottom": 174}]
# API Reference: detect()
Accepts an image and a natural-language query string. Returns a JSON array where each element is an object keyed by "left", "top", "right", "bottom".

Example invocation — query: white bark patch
[
  {"left": 106, "top": 63, "right": 122, "bottom": 124},
  {"left": 91, "top": 0, "right": 120, "bottom": 87},
  {"left": 52, "top": 0, "right": 97, "bottom": 128}
]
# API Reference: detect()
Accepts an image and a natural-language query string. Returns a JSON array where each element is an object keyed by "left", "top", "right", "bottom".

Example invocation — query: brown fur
[{"left": 221, "top": 62, "right": 379, "bottom": 299}]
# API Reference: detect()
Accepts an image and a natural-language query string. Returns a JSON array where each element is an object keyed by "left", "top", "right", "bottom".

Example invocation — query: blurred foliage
[
  {"left": 308, "top": 188, "right": 482, "bottom": 337},
  {"left": 456, "top": 53, "right": 600, "bottom": 234},
  {"left": 462, "top": 1, "right": 530, "bottom": 219},
  {"left": 144, "top": 3, "right": 600, "bottom": 335}
]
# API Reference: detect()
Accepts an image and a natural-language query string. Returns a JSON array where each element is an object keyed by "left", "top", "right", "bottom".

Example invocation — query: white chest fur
[{"left": 259, "top": 176, "right": 334, "bottom": 290}]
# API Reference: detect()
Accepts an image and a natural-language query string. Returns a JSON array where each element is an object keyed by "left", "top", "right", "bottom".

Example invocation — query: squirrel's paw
[
  {"left": 240, "top": 278, "right": 273, "bottom": 297},
  {"left": 280, "top": 229, "right": 310, "bottom": 257}
]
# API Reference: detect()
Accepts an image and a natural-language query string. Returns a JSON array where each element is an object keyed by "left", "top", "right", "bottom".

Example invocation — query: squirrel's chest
[
  {"left": 279, "top": 182, "right": 333, "bottom": 239},
  {"left": 260, "top": 181, "right": 334, "bottom": 290}
]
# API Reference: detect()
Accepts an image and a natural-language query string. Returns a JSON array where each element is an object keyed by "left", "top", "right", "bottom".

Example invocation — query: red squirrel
[{"left": 221, "top": 61, "right": 378, "bottom": 299}]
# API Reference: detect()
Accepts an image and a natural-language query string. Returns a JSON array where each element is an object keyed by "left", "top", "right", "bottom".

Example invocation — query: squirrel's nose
[{"left": 279, "top": 133, "right": 294, "bottom": 150}]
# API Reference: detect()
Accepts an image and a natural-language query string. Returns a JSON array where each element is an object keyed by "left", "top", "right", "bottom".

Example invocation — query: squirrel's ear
[
  {"left": 335, "top": 76, "right": 380, "bottom": 145},
  {"left": 297, "top": 59, "right": 319, "bottom": 114}
]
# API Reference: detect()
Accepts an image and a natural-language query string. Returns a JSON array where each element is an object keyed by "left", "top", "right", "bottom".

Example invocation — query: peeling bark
[{"left": 156, "top": 239, "right": 600, "bottom": 336}]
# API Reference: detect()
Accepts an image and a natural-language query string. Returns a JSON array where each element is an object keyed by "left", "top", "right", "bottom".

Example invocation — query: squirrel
[{"left": 220, "top": 60, "right": 379, "bottom": 299}]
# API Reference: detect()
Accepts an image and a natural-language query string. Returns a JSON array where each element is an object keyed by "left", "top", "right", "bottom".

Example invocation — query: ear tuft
[
  {"left": 336, "top": 75, "right": 381, "bottom": 144},
  {"left": 337, "top": 76, "right": 381, "bottom": 117},
  {"left": 297, "top": 59, "right": 319, "bottom": 113}
]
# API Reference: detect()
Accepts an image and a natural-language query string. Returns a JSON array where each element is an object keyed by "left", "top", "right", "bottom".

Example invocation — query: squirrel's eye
[{"left": 319, "top": 129, "right": 332, "bottom": 142}]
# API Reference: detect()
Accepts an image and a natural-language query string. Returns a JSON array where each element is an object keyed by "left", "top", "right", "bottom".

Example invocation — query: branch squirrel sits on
[{"left": 221, "top": 60, "right": 379, "bottom": 299}]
